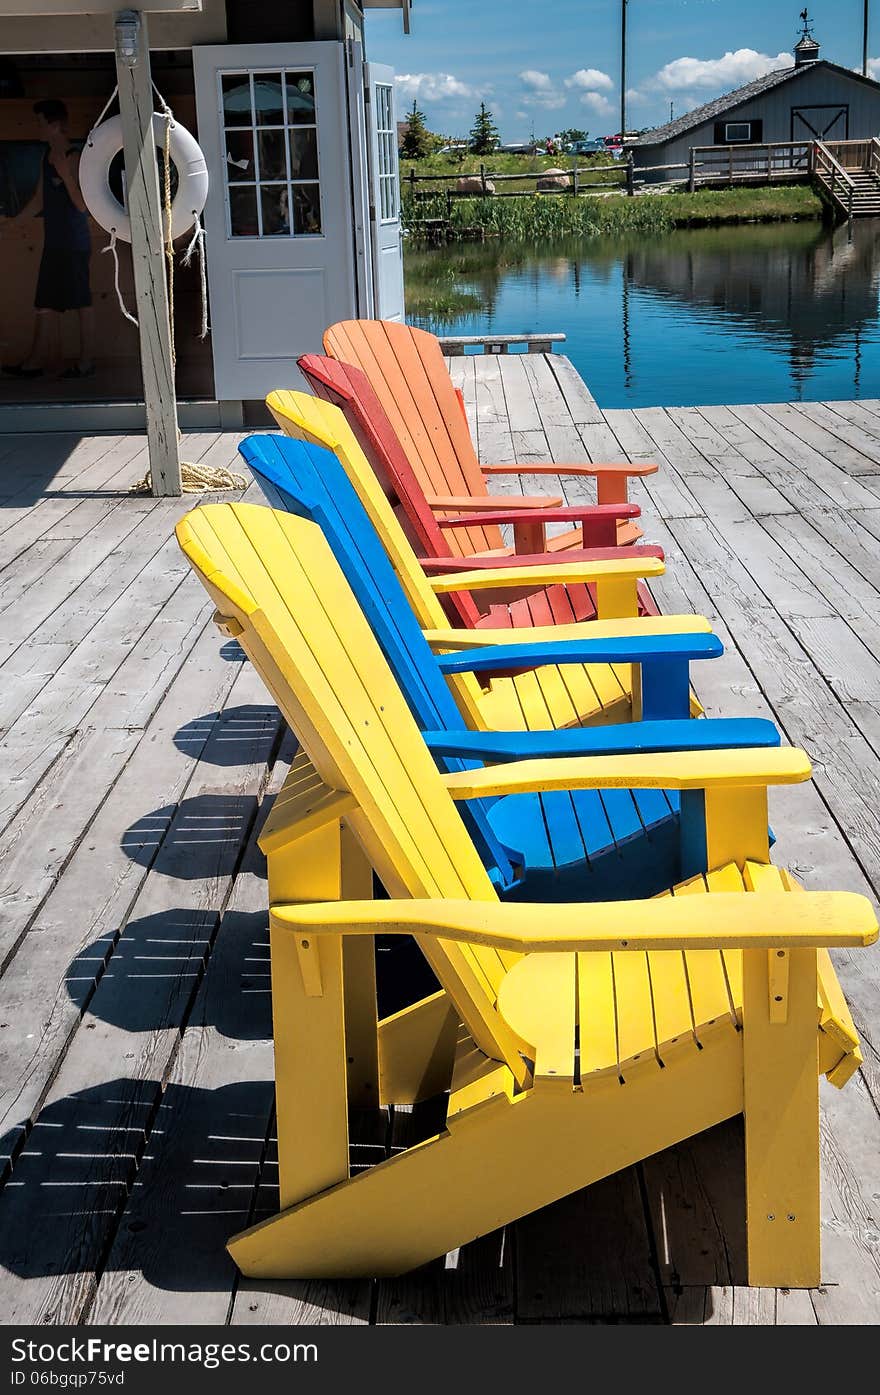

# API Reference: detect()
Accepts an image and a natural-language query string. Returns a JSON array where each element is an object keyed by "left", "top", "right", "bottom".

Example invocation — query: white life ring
[{"left": 79, "top": 112, "right": 209, "bottom": 243}]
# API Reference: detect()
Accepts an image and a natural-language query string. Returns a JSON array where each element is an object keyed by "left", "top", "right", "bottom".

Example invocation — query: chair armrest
[
  {"left": 437, "top": 502, "right": 640, "bottom": 529},
  {"left": 419, "top": 544, "right": 664, "bottom": 575},
  {"left": 423, "top": 614, "right": 707, "bottom": 649},
  {"left": 423, "top": 715, "right": 780, "bottom": 762},
  {"left": 482, "top": 461, "right": 660, "bottom": 509},
  {"left": 437, "top": 502, "right": 642, "bottom": 551},
  {"left": 430, "top": 553, "right": 664, "bottom": 624},
  {"left": 441, "top": 745, "right": 811, "bottom": 800},
  {"left": 482, "top": 462, "right": 659, "bottom": 478},
  {"left": 427, "top": 493, "right": 563, "bottom": 512},
  {"left": 429, "top": 555, "right": 664, "bottom": 592},
  {"left": 271, "top": 888, "right": 878, "bottom": 953},
  {"left": 435, "top": 631, "right": 721, "bottom": 675}
]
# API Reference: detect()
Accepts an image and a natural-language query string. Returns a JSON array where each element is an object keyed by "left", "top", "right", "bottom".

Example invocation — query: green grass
[
  {"left": 402, "top": 183, "right": 824, "bottom": 241},
  {"left": 401, "top": 150, "right": 625, "bottom": 198}
]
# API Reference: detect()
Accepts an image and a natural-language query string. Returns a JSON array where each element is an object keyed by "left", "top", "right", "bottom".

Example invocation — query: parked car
[{"left": 565, "top": 138, "right": 606, "bottom": 154}]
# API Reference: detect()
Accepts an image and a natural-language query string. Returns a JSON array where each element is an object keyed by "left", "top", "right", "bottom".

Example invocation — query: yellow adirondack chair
[
  {"left": 176, "top": 502, "right": 875, "bottom": 1289},
  {"left": 266, "top": 387, "right": 705, "bottom": 731}
]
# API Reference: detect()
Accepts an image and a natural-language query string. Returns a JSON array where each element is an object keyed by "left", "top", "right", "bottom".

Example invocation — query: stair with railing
[{"left": 813, "top": 137, "right": 880, "bottom": 218}]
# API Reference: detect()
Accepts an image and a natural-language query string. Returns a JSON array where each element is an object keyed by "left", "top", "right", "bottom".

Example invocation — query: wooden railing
[
  {"left": 813, "top": 140, "right": 856, "bottom": 219},
  {"left": 406, "top": 143, "right": 812, "bottom": 204},
  {"left": 405, "top": 161, "right": 624, "bottom": 202},
  {"left": 681, "top": 141, "right": 811, "bottom": 190},
  {"left": 870, "top": 136, "right": 880, "bottom": 179},
  {"left": 439, "top": 332, "right": 566, "bottom": 356},
  {"left": 822, "top": 139, "right": 871, "bottom": 169}
]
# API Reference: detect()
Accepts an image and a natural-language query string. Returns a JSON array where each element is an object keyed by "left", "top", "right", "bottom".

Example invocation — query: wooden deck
[{"left": 1, "top": 359, "right": 879, "bottom": 1325}]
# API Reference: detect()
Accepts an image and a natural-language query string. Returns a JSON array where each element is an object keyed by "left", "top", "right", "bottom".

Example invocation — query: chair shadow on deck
[
  {"left": 121, "top": 793, "right": 262, "bottom": 877},
  {"left": 0, "top": 1069, "right": 748, "bottom": 1316},
  {"left": 173, "top": 705, "right": 278, "bottom": 766},
  {"left": 65, "top": 907, "right": 271, "bottom": 1040}
]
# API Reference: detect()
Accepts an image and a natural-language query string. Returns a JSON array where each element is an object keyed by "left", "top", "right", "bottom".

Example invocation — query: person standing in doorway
[{"left": 1, "top": 99, "right": 95, "bottom": 379}]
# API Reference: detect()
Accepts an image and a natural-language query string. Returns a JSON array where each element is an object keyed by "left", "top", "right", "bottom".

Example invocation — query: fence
[
  {"left": 403, "top": 140, "right": 815, "bottom": 210},
  {"left": 405, "top": 161, "right": 625, "bottom": 203}
]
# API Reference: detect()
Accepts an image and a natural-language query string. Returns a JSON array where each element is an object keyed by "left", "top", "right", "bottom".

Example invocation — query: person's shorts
[{"left": 34, "top": 249, "right": 92, "bottom": 312}]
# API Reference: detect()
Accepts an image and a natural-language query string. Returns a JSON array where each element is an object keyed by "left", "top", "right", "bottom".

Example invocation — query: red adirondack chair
[
  {"left": 320, "top": 318, "right": 659, "bottom": 552},
  {"left": 282, "top": 366, "right": 661, "bottom": 626}
]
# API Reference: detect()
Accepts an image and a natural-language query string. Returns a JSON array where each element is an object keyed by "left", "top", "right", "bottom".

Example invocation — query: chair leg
[
  {"left": 341, "top": 824, "right": 380, "bottom": 1110},
  {"left": 267, "top": 821, "right": 351, "bottom": 1211},
  {"left": 742, "top": 947, "right": 821, "bottom": 1288}
]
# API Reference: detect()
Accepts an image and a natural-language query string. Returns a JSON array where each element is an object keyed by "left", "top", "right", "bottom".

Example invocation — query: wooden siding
[{"left": 632, "top": 63, "right": 880, "bottom": 175}]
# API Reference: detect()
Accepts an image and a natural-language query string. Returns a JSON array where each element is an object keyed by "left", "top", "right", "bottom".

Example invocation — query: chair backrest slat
[
  {"left": 176, "top": 502, "right": 530, "bottom": 1079},
  {"left": 240, "top": 433, "right": 518, "bottom": 887},
  {"left": 266, "top": 389, "right": 488, "bottom": 731},
  {"left": 323, "top": 319, "right": 501, "bottom": 556},
  {"left": 297, "top": 353, "right": 482, "bottom": 628}
]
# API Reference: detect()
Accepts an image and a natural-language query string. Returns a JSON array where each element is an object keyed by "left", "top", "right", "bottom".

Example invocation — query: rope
[
  {"left": 160, "top": 107, "right": 176, "bottom": 370},
  {"left": 181, "top": 215, "right": 209, "bottom": 339},
  {"left": 86, "top": 84, "right": 119, "bottom": 146},
  {"left": 100, "top": 229, "right": 138, "bottom": 327},
  {"left": 130, "top": 458, "right": 247, "bottom": 495},
  {"left": 152, "top": 79, "right": 209, "bottom": 346}
]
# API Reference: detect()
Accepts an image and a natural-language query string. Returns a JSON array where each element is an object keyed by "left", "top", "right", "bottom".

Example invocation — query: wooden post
[
  {"left": 480, "top": 161, "right": 487, "bottom": 195},
  {"left": 625, "top": 154, "right": 634, "bottom": 197},
  {"left": 572, "top": 157, "right": 579, "bottom": 197},
  {"left": 742, "top": 947, "right": 821, "bottom": 1287},
  {"left": 687, "top": 146, "right": 696, "bottom": 193},
  {"left": 114, "top": 9, "right": 180, "bottom": 497}
]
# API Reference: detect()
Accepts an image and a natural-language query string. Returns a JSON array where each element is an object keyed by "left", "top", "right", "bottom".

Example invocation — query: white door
[
  {"left": 193, "top": 42, "right": 359, "bottom": 400},
  {"left": 366, "top": 63, "right": 405, "bottom": 321}
]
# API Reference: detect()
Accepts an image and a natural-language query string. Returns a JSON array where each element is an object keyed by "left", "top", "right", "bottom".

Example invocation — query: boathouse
[{"left": 630, "top": 24, "right": 880, "bottom": 182}]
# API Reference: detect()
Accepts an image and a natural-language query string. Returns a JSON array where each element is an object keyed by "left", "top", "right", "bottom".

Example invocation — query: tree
[
  {"left": 400, "top": 100, "right": 432, "bottom": 159},
  {"left": 556, "top": 127, "right": 588, "bottom": 146},
  {"left": 469, "top": 102, "right": 500, "bottom": 154}
]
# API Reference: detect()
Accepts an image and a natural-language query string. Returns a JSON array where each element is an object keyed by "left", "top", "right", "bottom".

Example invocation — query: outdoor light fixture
[{"left": 114, "top": 9, "right": 140, "bottom": 68}]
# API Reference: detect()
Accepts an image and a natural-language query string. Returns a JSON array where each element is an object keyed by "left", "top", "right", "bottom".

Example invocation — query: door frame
[{"left": 193, "top": 40, "right": 359, "bottom": 400}]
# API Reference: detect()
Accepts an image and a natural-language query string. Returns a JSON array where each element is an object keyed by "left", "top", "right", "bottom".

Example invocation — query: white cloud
[
  {"left": 395, "top": 72, "right": 478, "bottom": 103},
  {"left": 579, "top": 91, "right": 613, "bottom": 115},
  {"left": 651, "top": 48, "right": 790, "bottom": 92},
  {"left": 868, "top": 57, "right": 880, "bottom": 80},
  {"left": 565, "top": 68, "right": 614, "bottom": 93},
  {"left": 520, "top": 69, "right": 553, "bottom": 92},
  {"left": 518, "top": 69, "right": 566, "bottom": 109}
]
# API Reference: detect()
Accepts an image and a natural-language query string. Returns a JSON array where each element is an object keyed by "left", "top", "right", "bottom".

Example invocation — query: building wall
[
  {"left": 0, "top": 2, "right": 373, "bottom": 411},
  {"left": 0, "top": 59, "right": 211, "bottom": 399},
  {"left": 631, "top": 65, "right": 880, "bottom": 176}
]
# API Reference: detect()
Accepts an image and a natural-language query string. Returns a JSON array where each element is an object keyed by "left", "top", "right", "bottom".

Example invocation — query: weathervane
[{"left": 799, "top": 9, "right": 814, "bottom": 38}]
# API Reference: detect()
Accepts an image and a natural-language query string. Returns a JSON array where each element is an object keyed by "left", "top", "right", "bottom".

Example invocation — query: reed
[{"left": 403, "top": 185, "right": 823, "bottom": 241}]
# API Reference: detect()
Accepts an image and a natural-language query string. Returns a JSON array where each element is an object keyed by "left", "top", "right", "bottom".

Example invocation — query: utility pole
[
  {"left": 620, "top": 0, "right": 628, "bottom": 139},
  {"left": 863, "top": 0, "right": 870, "bottom": 76}
]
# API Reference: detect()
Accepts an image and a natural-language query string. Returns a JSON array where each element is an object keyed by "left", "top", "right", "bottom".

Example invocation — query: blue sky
[{"left": 365, "top": 1, "right": 878, "bottom": 139}]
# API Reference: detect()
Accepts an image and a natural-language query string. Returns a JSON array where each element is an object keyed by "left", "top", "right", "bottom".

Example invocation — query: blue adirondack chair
[{"left": 239, "top": 433, "right": 780, "bottom": 902}]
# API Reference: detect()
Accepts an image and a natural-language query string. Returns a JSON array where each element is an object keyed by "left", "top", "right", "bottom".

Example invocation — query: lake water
[{"left": 404, "top": 220, "right": 880, "bottom": 408}]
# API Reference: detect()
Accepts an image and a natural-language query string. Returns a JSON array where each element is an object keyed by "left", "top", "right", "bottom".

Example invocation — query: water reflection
[{"left": 405, "top": 220, "right": 880, "bottom": 406}]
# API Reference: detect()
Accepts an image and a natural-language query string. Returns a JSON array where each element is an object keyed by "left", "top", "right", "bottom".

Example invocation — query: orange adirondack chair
[{"left": 322, "top": 318, "right": 658, "bottom": 553}]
